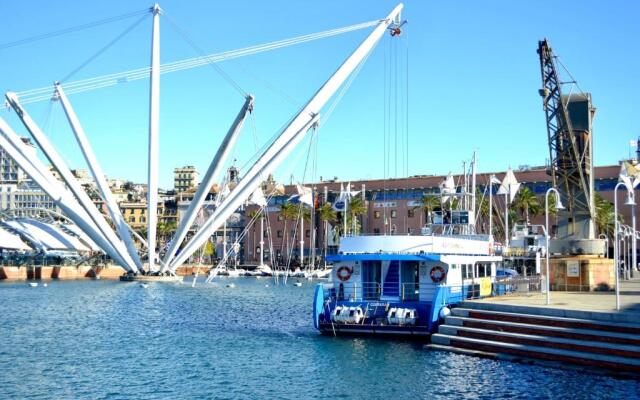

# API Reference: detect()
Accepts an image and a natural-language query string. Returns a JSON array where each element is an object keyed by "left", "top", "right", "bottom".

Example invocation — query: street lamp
[
  {"left": 613, "top": 182, "right": 635, "bottom": 310},
  {"left": 545, "top": 187, "right": 564, "bottom": 306}
]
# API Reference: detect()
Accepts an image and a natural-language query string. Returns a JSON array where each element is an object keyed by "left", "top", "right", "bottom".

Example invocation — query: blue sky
[{"left": 1, "top": 0, "right": 638, "bottom": 189}]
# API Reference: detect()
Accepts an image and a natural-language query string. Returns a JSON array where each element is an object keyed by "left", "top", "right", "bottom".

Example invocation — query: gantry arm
[
  {"left": 161, "top": 95, "right": 253, "bottom": 270},
  {"left": 55, "top": 83, "right": 144, "bottom": 271},
  {"left": 4, "top": 92, "right": 139, "bottom": 273},
  {"left": 0, "top": 118, "right": 135, "bottom": 272},
  {"left": 168, "top": 3, "right": 403, "bottom": 272}
]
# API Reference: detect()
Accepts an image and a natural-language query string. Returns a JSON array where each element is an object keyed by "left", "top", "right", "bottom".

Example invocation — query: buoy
[
  {"left": 140, "top": 283, "right": 149, "bottom": 289},
  {"left": 43, "top": 283, "right": 48, "bottom": 287},
  {"left": 226, "top": 283, "right": 236, "bottom": 288},
  {"left": 294, "top": 282, "right": 302, "bottom": 287},
  {"left": 265, "top": 284, "right": 270, "bottom": 288}
]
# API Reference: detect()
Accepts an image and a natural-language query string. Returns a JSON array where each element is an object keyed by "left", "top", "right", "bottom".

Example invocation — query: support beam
[
  {"left": 4, "top": 92, "right": 138, "bottom": 272},
  {"left": 168, "top": 3, "right": 403, "bottom": 272},
  {"left": 0, "top": 118, "right": 134, "bottom": 271},
  {"left": 147, "top": 3, "right": 161, "bottom": 272},
  {"left": 169, "top": 116, "right": 319, "bottom": 271},
  {"left": 55, "top": 83, "right": 144, "bottom": 271},
  {"left": 162, "top": 95, "right": 253, "bottom": 269}
]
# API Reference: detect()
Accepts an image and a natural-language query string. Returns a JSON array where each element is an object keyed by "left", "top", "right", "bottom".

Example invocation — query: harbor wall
[{"left": 0, "top": 264, "right": 206, "bottom": 281}]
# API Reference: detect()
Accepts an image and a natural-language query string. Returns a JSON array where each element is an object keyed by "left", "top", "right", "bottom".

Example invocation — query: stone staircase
[{"left": 430, "top": 302, "right": 640, "bottom": 374}]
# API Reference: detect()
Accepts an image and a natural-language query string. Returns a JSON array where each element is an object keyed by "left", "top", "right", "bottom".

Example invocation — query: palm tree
[
  {"left": 279, "top": 202, "right": 297, "bottom": 256},
  {"left": 415, "top": 194, "right": 440, "bottom": 225},
  {"left": 347, "top": 196, "right": 366, "bottom": 235},
  {"left": 594, "top": 193, "right": 621, "bottom": 240},
  {"left": 512, "top": 187, "right": 541, "bottom": 224},
  {"left": 318, "top": 203, "right": 337, "bottom": 258}
]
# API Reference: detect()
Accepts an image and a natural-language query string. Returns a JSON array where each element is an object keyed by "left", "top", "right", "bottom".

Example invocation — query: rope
[
  {"left": 162, "top": 12, "right": 247, "bottom": 98},
  {"left": 12, "top": 19, "right": 379, "bottom": 104},
  {"left": 60, "top": 12, "right": 150, "bottom": 83},
  {"left": 0, "top": 9, "right": 149, "bottom": 51}
]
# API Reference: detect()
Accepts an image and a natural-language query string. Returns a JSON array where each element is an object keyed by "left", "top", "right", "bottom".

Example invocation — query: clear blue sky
[{"left": 1, "top": 0, "right": 638, "bottom": 189}]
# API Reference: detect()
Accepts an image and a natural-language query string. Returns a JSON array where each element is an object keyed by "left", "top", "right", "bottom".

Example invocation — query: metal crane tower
[{"left": 537, "top": 39, "right": 602, "bottom": 255}]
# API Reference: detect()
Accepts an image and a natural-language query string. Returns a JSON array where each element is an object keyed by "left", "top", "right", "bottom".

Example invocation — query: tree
[
  {"left": 512, "top": 186, "right": 541, "bottom": 224},
  {"left": 279, "top": 202, "right": 297, "bottom": 255},
  {"left": 415, "top": 194, "right": 441, "bottom": 225},
  {"left": 347, "top": 196, "right": 366, "bottom": 235},
  {"left": 594, "top": 193, "right": 620, "bottom": 240}
]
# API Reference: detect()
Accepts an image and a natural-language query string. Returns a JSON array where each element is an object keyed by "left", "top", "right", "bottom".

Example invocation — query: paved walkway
[{"left": 470, "top": 277, "right": 640, "bottom": 320}]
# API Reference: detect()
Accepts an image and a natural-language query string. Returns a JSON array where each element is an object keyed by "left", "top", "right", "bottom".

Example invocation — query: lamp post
[
  {"left": 545, "top": 187, "right": 564, "bottom": 306},
  {"left": 613, "top": 182, "right": 635, "bottom": 310}
]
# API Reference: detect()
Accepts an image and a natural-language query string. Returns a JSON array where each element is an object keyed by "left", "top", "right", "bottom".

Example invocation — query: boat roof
[{"left": 326, "top": 253, "right": 441, "bottom": 262}]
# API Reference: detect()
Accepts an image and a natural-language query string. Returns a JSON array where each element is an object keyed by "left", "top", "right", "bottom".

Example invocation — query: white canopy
[
  {"left": 0, "top": 226, "right": 31, "bottom": 250},
  {"left": 4, "top": 219, "right": 91, "bottom": 252}
]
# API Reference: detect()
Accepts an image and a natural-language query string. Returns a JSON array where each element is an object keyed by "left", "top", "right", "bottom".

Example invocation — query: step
[
  {"left": 439, "top": 324, "right": 640, "bottom": 360},
  {"left": 431, "top": 334, "right": 640, "bottom": 372},
  {"left": 452, "top": 307, "right": 640, "bottom": 335},
  {"left": 461, "top": 300, "right": 639, "bottom": 324},
  {"left": 445, "top": 316, "right": 640, "bottom": 346}
]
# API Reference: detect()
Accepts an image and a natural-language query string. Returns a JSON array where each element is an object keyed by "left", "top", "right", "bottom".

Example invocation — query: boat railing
[{"left": 326, "top": 281, "right": 425, "bottom": 302}]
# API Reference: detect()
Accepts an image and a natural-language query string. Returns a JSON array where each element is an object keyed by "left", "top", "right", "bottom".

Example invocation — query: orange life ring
[
  {"left": 430, "top": 266, "right": 446, "bottom": 283},
  {"left": 336, "top": 266, "right": 352, "bottom": 282}
]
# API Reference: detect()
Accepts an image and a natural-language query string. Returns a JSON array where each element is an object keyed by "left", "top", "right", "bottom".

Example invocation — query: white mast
[
  {"left": 55, "top": 83, "right": 144, "bottom": 271},
  {"left": 4, "top": 93, "right": 138, "bottom": 272},
  {"left": 300, "top": 205, "right": 304, "bottom": 268},
  {"left": 471, "top": 151, "right": 477, "bottom": 234},
  {"left": 0, "top": 118, "right": 135, "bottom": 272},
  {"left": 260, "top": 210, "right": 265, "bottom": 266},
  {"left": 161, "top": 96, "right": 253, "bottom": 269},
  {"left": 147, "top": 3, "right": 161, "bottom": 272},
  {"left": 167, "top": 4, "right": 403, "bottom": 272}
]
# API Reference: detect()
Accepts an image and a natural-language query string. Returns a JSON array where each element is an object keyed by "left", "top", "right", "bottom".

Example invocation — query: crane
[{"left": 537, "top": 38, "right": 597, "bottom": 246}]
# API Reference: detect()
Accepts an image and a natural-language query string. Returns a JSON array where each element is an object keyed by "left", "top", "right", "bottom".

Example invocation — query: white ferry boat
[{"left": 313, "top": 162, "right": 506, "bottom": 337}]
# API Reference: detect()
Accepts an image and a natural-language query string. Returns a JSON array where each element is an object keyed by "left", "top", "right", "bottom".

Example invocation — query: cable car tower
[{"left": 537, "top": 39, "right": 604, "bottom": 255}]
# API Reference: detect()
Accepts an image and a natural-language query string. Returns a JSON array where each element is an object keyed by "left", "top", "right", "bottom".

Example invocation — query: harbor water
[{"left": 0, "top": 278, "right": 637, "bottom": 399}]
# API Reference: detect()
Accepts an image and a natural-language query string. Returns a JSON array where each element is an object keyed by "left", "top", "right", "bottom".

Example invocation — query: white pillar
[
  {"left": 55, "top": 83, "right": 143, "bottom": 271},
  {"left": 147, "top": 3, "right": 161, "bottom": 272}
]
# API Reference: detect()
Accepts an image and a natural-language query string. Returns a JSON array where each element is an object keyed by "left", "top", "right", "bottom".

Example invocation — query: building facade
[
  {"left": 243, "top": 164, "right": 631, "bottom": 265},
  {"left": 174, "top": 166, "right": 199, "bottom": 193}
]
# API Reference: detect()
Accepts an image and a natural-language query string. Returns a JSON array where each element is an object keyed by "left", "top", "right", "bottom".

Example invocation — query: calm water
[{"left": 0, "top": 278, "right": 637, "bottom": 399}]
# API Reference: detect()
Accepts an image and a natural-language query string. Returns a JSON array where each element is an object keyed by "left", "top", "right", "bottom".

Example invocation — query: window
[
  {"left": 277, "top": 230, "right": 283, "bottom": 238},
  {"left": 373, "top": 228, "right": 380, "bottom": 234},
  {"left": 129, "top": 217, "right": 135, "bottom": 223},
  {"left": 141, "top": 217, "right": 146, "bottom": 223},
  {"left": 305, "top": 229, "right": 310, "bottom": 238},
  {"left": 278, "top": 215, "right": 284, "bottom": 221},
  {"left": 407, "top": 209, "right": 415, "bottom": 218},
  {"left": 462, "top": 264, "right": 473, "bottom": 279},
  {"left": 374, "top": 211, "right": 381, "bottom": 219},
  {"left": 390, "top": 210, "right": 397, "bottom": 218}
]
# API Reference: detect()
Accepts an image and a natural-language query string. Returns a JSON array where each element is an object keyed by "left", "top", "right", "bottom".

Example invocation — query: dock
[{"left": 430, "top": 278, "right": 640, "bottom": 374}]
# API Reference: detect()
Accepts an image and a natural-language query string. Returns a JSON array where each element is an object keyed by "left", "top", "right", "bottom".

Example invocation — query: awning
[
  {"left": 326, "top": 253, "right": 441, "bottom": 262},
  {"left": 0, "top": 226, "right": 31, "bottom": 250}
]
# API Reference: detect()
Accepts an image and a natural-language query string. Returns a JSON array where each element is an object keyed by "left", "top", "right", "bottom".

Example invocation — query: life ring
[
  {"left": 430, "top": 266, "right": 446, "bottom": 283},
  {"left": 336, "top": 266, "right": 352, "bottom": 282}
]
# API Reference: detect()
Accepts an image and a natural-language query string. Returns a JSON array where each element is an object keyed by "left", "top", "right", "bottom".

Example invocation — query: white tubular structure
[
  {"left": 4, "top": 93, "right": 138, "bottom": 272},
  {"left": 161, "top": 95, "right": 253, "bottom": 269},
  {"left": 55, "top": 83, "right": 144, "bottom": 271},
  {"left": 147, "top": 3, "right": 161, "bottom": 272},
  {"left": 168, "top": 3, "right": 403, "bottom": 272},
  {"left": 170, "top": 115, "right": 319, "bottom": 272},
  {"left": 0, "top": 118, "right": 134, "bottom": 271}
]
